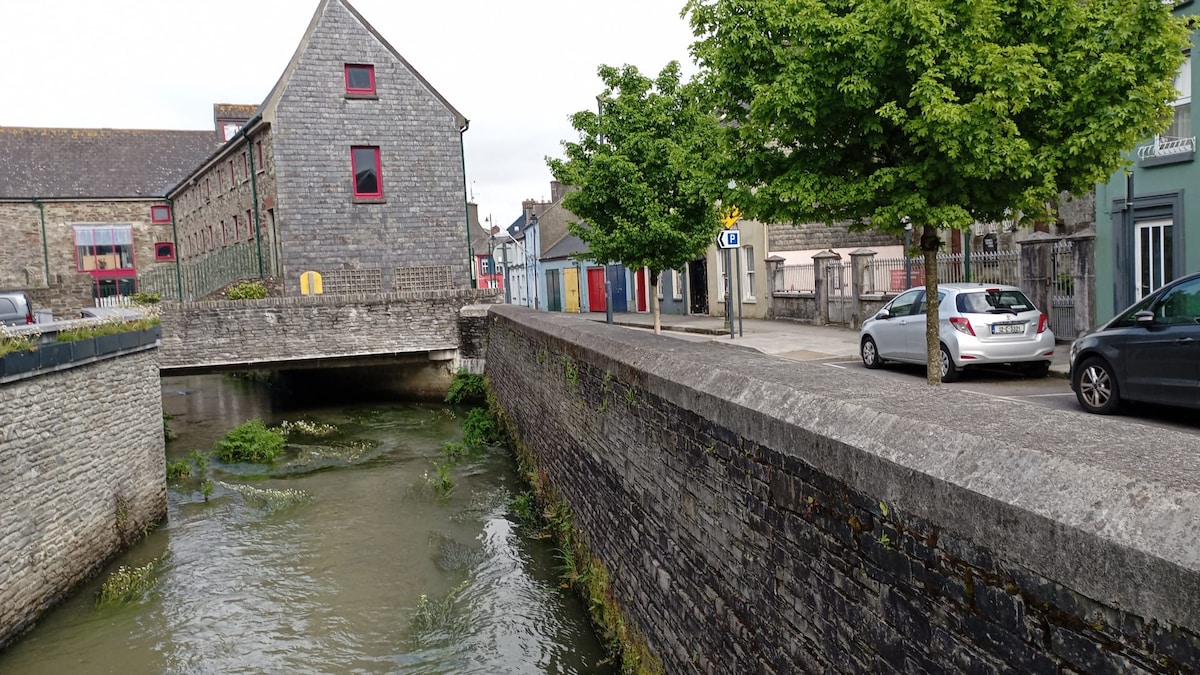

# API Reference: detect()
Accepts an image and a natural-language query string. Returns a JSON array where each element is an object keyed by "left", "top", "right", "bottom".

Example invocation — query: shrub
[
  {"left": 130, "top": 291, "right": 161, "bottom": 305},
  {"left": 227, "top": 281, "right": 267, "bottom": 300},
  {"left": 213, "top": 419, "right": 286, "bottom": 463},
  {"left": 444, "top": 370, "right": 486, "bottom": 404},
  {"left": 462, "top": 408, "right": 501, "bottom": 447},
  {"left": 166, "top": 459, "right": 190, "bottom": 480}
]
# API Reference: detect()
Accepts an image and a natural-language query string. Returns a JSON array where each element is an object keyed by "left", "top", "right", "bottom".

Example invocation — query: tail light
[
  {"left": 1037, "top": 313, "right": 1048, "bottom": 334},
  {"left": 949, "top": 316, "right": 975, "bottom": 335},
  {"left": 25, "top": 310, "right": 33, "bottom": 325}
]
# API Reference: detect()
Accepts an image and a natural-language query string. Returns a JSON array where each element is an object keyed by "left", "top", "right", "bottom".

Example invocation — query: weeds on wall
[
  {"left": 491, "top": 388, "right": 663, "bottom": 675},
  {"left": 163, "top": 413, "right": 178, "bottom": 441},
  {"left": 444, "top": 369, "right": 486, "bottom": 405}
]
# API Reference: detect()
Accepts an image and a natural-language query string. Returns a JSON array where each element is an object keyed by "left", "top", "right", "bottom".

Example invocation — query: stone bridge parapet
[{"left": 159, "top": 289, "right": 500, "bottom": 372}]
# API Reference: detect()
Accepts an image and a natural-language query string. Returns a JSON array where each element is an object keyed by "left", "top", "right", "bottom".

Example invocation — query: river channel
[{"left": 1, "top": 374, "right": 614, "bottom": 674}]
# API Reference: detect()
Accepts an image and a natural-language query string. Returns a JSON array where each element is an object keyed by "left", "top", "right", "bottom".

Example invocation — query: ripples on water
[{"left": 0, "top": 375, "right": 614, "bottom": 675}]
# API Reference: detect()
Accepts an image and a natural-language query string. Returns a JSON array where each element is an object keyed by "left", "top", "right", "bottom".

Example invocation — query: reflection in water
[{"left": 1, "top": 374, "right": 613, "bottom": 675}]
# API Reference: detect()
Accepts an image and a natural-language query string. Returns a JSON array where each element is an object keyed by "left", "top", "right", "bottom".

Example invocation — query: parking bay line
[{"left": 961, "top": 389, "right": 1074, "bottom": 403}]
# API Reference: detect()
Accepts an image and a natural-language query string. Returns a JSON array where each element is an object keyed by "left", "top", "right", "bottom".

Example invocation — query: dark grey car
[
  {"left": 0, "top": 291, "right": 34, "bottom": 326},
  {"left": 1069, "top": 270, "right": 1200, "bottom": 414}
]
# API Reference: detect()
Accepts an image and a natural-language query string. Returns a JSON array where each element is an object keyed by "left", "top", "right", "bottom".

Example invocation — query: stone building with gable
[{"left": 0, "top": 0, "right": 472, "bottom": 313}]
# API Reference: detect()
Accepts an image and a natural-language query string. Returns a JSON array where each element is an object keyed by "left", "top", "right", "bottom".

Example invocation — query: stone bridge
[{"left": 159, "top": 289, "right": 497, "bottom": 396}]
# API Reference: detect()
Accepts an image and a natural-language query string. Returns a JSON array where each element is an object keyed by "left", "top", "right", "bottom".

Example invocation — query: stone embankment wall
[
  {"left": 0, "top": 348, "right": 166, "bottom": 648},
  {"left": 486, "top": 305, "right": 1200, "bottom": 673}
]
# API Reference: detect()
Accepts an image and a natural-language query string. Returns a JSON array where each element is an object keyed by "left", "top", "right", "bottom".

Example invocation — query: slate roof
[
  {"left": 213, "top": 104, "right": 258, "bottom": 121},
  {"left": 0, "top": 127, "right": 220, "bottom": 199},
  {"left": 542, "top": 233, "right": 589, "bottom": 261}
]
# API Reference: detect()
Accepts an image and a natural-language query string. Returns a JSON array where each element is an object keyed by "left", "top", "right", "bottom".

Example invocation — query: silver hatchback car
[{"left": 859, "top": 283, "right": 1056, "bottom": 381}]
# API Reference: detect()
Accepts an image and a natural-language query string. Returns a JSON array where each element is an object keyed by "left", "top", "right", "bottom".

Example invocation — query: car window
[
  {"left": 915, "top": 291, "right": 946, "bottom": 315},
  {"left": 956, "top": 289, "right": 1034, "bottom": 314},
  {"left": 0, "top": 298, "right": 15, "bottom": 315},
  {"left": 1154, "top": 278, "right": 1200, "bottom": 325},
  {"left": 887, "top": 289, "right": 922, "bottom": 316}
]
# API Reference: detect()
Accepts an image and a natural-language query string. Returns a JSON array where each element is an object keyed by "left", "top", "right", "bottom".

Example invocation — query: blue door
[{"left": 608, "top": 265, "right": 628, "bottom": 312}]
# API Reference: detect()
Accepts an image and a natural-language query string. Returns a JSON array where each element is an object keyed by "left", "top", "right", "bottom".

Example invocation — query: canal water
[{"left": 0, "top": 374, "right": 614, "bottom": 674}]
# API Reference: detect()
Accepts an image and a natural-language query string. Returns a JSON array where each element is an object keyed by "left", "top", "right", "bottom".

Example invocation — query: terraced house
[{"left": 0, "top": 0, "right": 471, "bottom": 314}]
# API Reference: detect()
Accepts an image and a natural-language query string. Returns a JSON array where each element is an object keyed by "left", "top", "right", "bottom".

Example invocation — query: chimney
[
  {"left": 550, "top": 181, "right": 566, "bottom": 204},
  {"left": 467, "top": 202, "right": 481, "bottom": 231}
]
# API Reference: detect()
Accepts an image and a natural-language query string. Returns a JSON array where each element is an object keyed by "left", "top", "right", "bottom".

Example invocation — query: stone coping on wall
[{"left": 489, "top": 304, "right": 1200, "bottom": 632}]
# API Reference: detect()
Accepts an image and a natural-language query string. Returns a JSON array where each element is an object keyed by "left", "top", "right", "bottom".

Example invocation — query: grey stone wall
[
  {"left": 158, "top": 289, "right": 500, "bottom": 371},
  {"left": 770, "top": 221, "right": 903, "bottom": 252},
  {"left": 272, "top": 1, "right": 469, "bottom": 295},
  {"left": 0, "top": 199, "right": 177, "bottom": 310},
  {"left": 486, "top": 306, "right": 1200, "bottom": 673},
  {"left": 0, "top": 348, "right": 166, "bottom": 648}
]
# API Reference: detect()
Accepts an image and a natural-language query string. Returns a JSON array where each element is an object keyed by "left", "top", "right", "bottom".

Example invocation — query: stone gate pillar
[
  {"left": 812, "top": 250, "right": 841, "bottom": 325},
  {"left": 1016, "top": 232, "right": 1060, "bottom": 326},
  {"left": 1067, "top": 230, "right": 1096, "bottom": 336},
  {"left": 849, "top": 248, "right": 876, "bottom": 328}
]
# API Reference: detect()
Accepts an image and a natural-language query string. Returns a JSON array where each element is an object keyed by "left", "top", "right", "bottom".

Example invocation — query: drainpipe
[
  {"left": 31, "top": 198, "right": 50, "bottom": 285},
  {"left": 459, "top": 121, "right": 473, "bottom": 288},
  {"left": 168, "top": 197, "right": 183, "bottom": 300},
  {"left": 246, "top": 134, "right": 264, "bottom": 278}
]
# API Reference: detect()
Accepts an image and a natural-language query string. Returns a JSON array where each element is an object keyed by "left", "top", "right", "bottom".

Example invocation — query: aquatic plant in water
[
  {"left": 213, "top": 419, "right": 286, "bottom": 463},
  {"left": 97, "top": 560, "right": 158, "bottom": 607},
  {"left": 218, "top": 481, "right": 312, "bottom": 511},
  {"left": 408, "top": 581, "right": 470, "bottom": 644},
  {"left": 276, "top": 419, "right": 337, "bottom": 438}
]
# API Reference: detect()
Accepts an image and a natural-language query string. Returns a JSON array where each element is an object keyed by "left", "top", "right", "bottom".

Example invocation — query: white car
[{"left": 859, "top": 283, "right": 1056, "bottom": 382}]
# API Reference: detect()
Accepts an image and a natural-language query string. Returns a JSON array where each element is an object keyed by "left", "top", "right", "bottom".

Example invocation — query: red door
[
  {"left": 587, "top": 267, "right": 606, "bottom": 312},
  {"left": 636, "top": 268, "right": 647, "bottom": 312}
]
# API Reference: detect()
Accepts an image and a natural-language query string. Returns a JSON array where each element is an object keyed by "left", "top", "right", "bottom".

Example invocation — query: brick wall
[
  {"left": 158, "top": 289, "right": 500, "bottom": 371},
  {"left": 0, "top": 348, "right": 166, "bottom": 648},
  {"left": 486, "top": 306, "right": 1200, "bottom": 672},
  {"left": 271, "top": 0, "right": 468, "bottom": 295}
]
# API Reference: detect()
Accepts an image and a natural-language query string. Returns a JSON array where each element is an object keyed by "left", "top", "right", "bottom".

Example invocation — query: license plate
[{"left": 991, "top": 324, "right": 1023, "bottom": 335}]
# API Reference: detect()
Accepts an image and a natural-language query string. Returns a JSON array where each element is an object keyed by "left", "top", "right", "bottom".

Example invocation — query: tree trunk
[
  {"left": 922, "top": 225, "right": 942, "bottom": 386},
  {"left": 650, "top": 270, "right": 662, "bottom": 334}
]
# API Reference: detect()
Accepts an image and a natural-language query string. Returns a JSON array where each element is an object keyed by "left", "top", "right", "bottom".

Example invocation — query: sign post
[{"left": 717, "top": 228, "right": 740, "bottom": 338}]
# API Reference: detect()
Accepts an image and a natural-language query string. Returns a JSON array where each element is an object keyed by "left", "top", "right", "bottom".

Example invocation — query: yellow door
[{"left": 565, "top": 267, "right": 581, "bottom": 313}]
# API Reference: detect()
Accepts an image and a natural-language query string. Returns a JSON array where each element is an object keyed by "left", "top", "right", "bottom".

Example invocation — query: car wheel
[
  {"left": 1074, "top": 357, "right": 1120, "bottom": 414},
  {"left": 861, "top": 336, "right": 883, "bottom": 369},
  {"left": 1024, "top": 361, "right": 1051, "bottom": 378},
  {"left": 939, "top": 344, "right": 960, "bottom": 383}
]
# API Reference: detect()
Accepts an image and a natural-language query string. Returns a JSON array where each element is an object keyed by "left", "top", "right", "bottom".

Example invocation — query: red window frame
[
  {"left": 351, "top": 146, "right": 383, "bottom": 199},
  {"left": 344, "top": 64, "right": 376, "bottom": 95},
  {"left": 246, "top": 209, "right": 254, "bottom": 239},
  {"left": 230, "top": 159, "right": 237, "bottom": 187},
  {"left": 154, "top": 242, "right": 175, "bottom": 261},
  {"left": 150, "top": 205, "right": 171, "bottom": 223},
  {"left": 241, "top": 152, "right": 249, "bottom": 180},
  {"left": 232, "top": 215, "right": 239, "bottom": 240},
  {"left": 255, "top": 140, "right": 264, "bottom": 172}
]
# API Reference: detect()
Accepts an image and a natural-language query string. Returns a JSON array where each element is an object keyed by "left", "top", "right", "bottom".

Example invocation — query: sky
[{"left": 0, "top": 0, "right": 698, "bottom": 234}]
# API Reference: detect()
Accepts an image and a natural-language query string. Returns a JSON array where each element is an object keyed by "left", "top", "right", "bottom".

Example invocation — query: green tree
[
  {"left": 548, "top": 62, "right": 723, "bottom": 333},
  {"left": 687, "top": 0, "right": 1188, "bottom": 383}
]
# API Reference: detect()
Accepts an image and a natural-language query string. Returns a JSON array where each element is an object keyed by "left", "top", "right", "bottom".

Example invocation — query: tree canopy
[
  {"left": 686, "top": 0, "right": 1188, "bottom": 382},
  {"left": 686, "top": 0, "right": 1189, "bottom": 235},
  {"left": 547, "top": 62, "right": 724, "bottom": 330}
]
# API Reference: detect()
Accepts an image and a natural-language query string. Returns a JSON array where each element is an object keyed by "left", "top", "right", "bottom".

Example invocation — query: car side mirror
[
  {"left": 876, "top": 308, "right": 891, "bottom": 320},
  {"left": 1134, "top": 310, "right": 1156, "bottom": 326}
]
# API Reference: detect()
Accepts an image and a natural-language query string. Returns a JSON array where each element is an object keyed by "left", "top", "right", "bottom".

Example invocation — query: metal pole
[
  {"left": 963, "top": 229, "right": 971, "bottom": 283},
  {"left": 904, "top": 226, "right": 912, "bottom": 289},
  {"left": 735, "top": 246, "right": 743, "bottom": 337},
  {"left": 726, "top": 249, "right": 733, "bottom": 339}
]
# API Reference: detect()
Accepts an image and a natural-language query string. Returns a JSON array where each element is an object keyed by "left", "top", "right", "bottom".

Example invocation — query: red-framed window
[
  {"left": 351, "top": 146, "right": 382, "bottom": 199},
  {"left": 150, "top": 204, "right": 171, "bottom": 223},
  {"left": 154, "top": 242, "right": 175, "bottom": 261},
  {"left": 204, "top": 178, "right": 211, "bottom": 200},
  {"left": 246, "top": 209, "right": 254, "bottom": 239},
  {"left": 73, "top": 224, "right": 135, "bottom": 273},
  {"left": 219, "top": 119, "right": 242, "bottom": 141},
  {"left": 241, "top": 152, "right": 249, "bottom": 180},
  {"left": 345, "top": 64, "right": 376, "bottom": 95},
  {"left": 232, "top": 215, "right": 239, "bottom": 240},
  {"left": 255, "top": 140, "right": 264, "bottom": 172},
  {"left": 230, "top": 159, "right": 237, "bottom": 187}
]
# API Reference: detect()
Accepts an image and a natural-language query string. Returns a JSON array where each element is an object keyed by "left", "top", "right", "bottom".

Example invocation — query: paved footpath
[{"left": 585, "top": 311, "right": 1072, "bottom": 378}]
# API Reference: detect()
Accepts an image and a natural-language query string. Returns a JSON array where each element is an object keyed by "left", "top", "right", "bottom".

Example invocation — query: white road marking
[{"left": 824, "top": 363, "right": 847, "bottom": 370}]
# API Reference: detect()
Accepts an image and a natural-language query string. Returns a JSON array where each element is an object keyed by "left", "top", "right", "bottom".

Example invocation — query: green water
[{"left": 0, "top": 374, "right": 614, "bottom": 674}]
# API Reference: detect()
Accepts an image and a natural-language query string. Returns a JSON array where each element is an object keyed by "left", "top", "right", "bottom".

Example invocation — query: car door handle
[{"left": 1175, "top": 337, "right": 1194, "bottom": 345}]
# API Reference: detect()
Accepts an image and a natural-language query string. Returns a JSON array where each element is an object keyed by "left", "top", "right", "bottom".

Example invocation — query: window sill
[
  {"left": 345, "top": 93, "right": 379, "bottom": 100},
  {"left": 354, "top": 197, "right": 387, "bottom": 205}
]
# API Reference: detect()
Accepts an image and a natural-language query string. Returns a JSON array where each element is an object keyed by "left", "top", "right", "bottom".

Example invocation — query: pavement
[{"left": 584, "top": 311, "right": 1072, "bottom": 379}]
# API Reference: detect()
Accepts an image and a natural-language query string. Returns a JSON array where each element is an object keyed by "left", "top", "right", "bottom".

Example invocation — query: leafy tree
[
  {"left": 687, "top": 0, "right": 1189, "bottom": 383},
  {"left": 548, "top": 62, "right": 723, "bottom": 333}
]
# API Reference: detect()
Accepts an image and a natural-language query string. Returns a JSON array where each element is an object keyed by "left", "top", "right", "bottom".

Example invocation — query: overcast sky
[{"left": 0, "top": 0, "right": 697, "bottom": 233}]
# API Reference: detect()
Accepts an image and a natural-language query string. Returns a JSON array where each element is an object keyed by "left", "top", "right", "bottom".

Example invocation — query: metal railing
[
  {"left": 139, "top": 242, "right": 261, "bottom": 301},
  {"left": 866, "top": 250, "right": 1021, "bottom": 292},
  {"left": 1137, "top": 135, "right": 1196, "bottom": 161}
]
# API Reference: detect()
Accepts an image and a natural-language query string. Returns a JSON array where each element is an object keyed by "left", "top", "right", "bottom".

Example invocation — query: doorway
[{"left": 687, "top": 258, "right": 708, "bottom": 315}]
